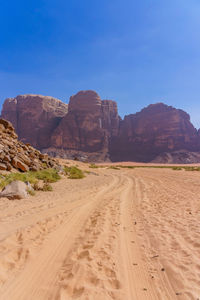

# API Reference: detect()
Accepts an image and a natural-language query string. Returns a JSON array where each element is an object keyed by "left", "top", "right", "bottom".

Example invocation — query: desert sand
[{"left": 0, "top": 164, "right": 200, "bottom": 300}]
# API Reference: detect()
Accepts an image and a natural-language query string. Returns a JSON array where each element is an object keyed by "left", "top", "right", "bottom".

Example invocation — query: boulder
[
  {"left": 0, "top": 181, "right": 28, "bottom": 200},
  {"left": 11, "top": 157, "right": 29, "bottom": 172},
  {"left": 6, "top": 163, "right": 12, "bottom": 171},
  {"left": 0, "top": 163, "right": 7, "bottom": 170}
]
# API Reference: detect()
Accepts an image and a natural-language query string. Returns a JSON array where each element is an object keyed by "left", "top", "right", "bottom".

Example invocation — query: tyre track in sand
[
  {"left": 0, "top": 168, "right": 185, "bottom": 300},
  {"left": 120, "top": 174, "right": 176, "bottom": 300},
  {"left": 0, "top": 174, "right": 120, "bottom": 300},
  {"left": 131, "top": 169, "right": 200, "bottom": 299}
]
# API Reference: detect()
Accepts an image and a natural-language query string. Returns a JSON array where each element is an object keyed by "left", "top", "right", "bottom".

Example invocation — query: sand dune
[{"left": 0, "top": 166, "right": 200, "bottom": 299}]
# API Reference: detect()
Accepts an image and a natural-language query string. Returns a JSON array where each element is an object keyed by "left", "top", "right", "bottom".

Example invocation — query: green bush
[
  {"left": 118, "top": 165, "right": 135, "bottom": 169},
  {"left": 64, "top": 166, "right": 85, "bottom": 179},
  {"left": 108, "top": 166, "right": 120, "bottom": 170},
  {"left": 89, "top": 163, "right": 99, "bottom": 169},
  {"left": 27, "top": 189, "right": 36, "bottom": 196},
  {"left": 84, "top": 170, "right": 91, "bottom": 174},
  {"left": 33, "top": 169, "right": 61, "bottom": 183},
  {"left": 172, "top": 167, "right": 183, "bottom": 171},
  {"left": 184, "top": 166, "right": 200, "bottom": 171},
  {"left": 0, "top": 168, "right": 61, "bottom": 190},
  {"left": 42, "top": 183, "right": 53, "bottom": 191}
]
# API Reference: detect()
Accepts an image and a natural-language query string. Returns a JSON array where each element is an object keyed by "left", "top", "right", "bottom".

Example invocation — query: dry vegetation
[{"left": 0, "top": 165, "right": 86, "bottom": 194}]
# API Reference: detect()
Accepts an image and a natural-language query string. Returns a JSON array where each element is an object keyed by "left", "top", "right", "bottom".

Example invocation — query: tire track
[
  {"left": 0, "top": 174, "right": 120, "bottom": 300},
  {"left": 54, "top": 175, "right": 126, "bottom": 300}
]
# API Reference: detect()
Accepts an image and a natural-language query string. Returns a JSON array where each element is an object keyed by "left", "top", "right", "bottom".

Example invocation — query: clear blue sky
[{"left": 1, "top": 0, "right": 200, "bottom": 127}]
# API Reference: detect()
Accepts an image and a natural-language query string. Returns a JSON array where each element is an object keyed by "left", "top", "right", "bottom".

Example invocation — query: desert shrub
[
  {"left": 108, "top": 166, "right": 120, "bottom": 170},
  {"left": 33, "top": 181, "right": 40, "bottom": 191},
  {"left": 64, "top": 166, "right": 85, "bottom": 179},
  {"left": 124, "top": 166, "right": 135, "bottom": 169},
  {"left": 33, "top": 169, "right": 61, "bottom": 183},
  {"left": 116, "top": 165, "right": 135, "bottom": 169},
  {"left": 172, "top": 167, "right": 183, "bottom": 171},
  {"left": 42, "top": 183, "right": 53, "bottom": 191},
  {"left": 89, "top": 163, "right": 99, "bottom": 168},
  {"left": 27, "top": 189, "right": 36, "bottom": 196},
  {"left": 42, "top": 162, "right": 48, "bottom": 168},
  {"left": 0, "top": 168, "right": 60, "bottom": 190},
  {"left": 84, "top": 170, "right": 91, "bottom": 174},
  {"left": 0, "top": 172, "right": 37, "bottom": 189},
  {"left": 184, "top": 166, "right": 200, "bottom": 171}
]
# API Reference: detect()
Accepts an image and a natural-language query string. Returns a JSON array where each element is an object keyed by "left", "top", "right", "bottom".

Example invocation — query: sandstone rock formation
[
  {"left": 2, "top": 91, "right": 200, "bottom": 163},
  {"left": 50, "top": 90, "right": 120, "bottom": 161},
  {"left": 110, "top": 103, "right": 200, "bottom": 162},
  {"left": 2, "top": 95, "right": 68, "bottom": 149},
  {"left": 0, "top": 119, "right": 59, "bottom": 172}
]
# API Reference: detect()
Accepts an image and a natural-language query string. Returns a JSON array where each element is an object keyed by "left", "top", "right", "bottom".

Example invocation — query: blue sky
[{"left": 1, "top": 0, "right": 200, "bottom": 127}]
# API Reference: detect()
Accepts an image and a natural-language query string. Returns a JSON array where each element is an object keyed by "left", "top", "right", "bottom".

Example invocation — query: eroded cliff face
[
  {"left": 1, "top": 95, "right": 68, "bottom": 149},
  {"left": 110, "top": 103, "right": 200, "bottom": 162},
  {"left": 1, "top": 92, "right": 200, "bottom": 162},
  {"left": 50, "top": 91, "right": 120, "bottom": 160}
]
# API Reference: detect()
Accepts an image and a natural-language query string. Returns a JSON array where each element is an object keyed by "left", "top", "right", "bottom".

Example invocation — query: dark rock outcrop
[{"left": 2, "top": 95, "right": 68, "bottom": 149}]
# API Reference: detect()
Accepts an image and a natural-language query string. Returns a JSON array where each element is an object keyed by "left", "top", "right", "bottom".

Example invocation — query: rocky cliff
[
  {"left": 110, "top": 103, "right": 200, "bottom": 162},
  {"left": 49, "top": 90, "right": 120, "bottom": 161},
  {"left": 2, "top": 95, "right": 68, "bottom": 149},
  {"left": 2, "top": 91, "right": 200, "bottom": 163}
]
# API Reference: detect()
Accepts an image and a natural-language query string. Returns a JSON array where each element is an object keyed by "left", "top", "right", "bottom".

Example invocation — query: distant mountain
[{"left": 2, "top": 90, "right": 200, "bottom": 163}]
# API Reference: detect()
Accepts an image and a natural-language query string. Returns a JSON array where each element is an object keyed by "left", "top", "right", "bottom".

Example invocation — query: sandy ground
[{"left": 0, "top": 164, "right": 200, "bottom": 300}]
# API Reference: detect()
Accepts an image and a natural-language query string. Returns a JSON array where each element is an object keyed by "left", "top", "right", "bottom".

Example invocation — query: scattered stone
[
  {"left": 161, "top": 268, "right": 165, "bottom": 272},
  {"left": 151, "top": 255, "right": 159, "bottom": 259},
  {"left": 6, "top": 163, "right": 12, "bottom": 171},
  {"left": 12, "top": 157, "right": 29, "bottom": 172},
  {"left": 0, "top": 163, "right": 7, "bottom": 170}
]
